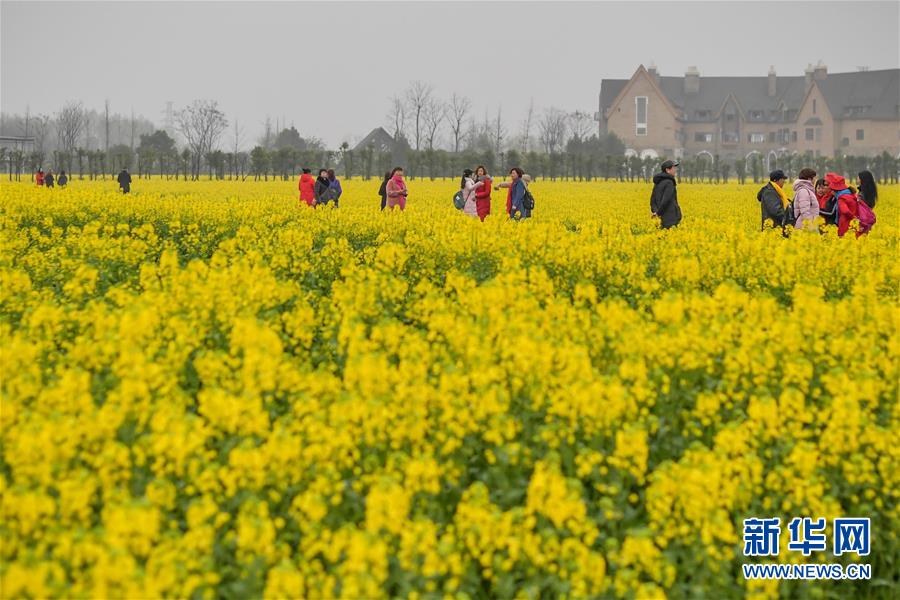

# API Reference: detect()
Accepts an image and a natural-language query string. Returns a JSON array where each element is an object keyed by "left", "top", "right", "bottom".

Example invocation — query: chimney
[
  {"left": 813, "top": 60, "right": 827, "bottom": 80},
  {"left": 804, "top": 63, "right": 815, "bottom": 90},
  {"left": 648, "top": 62, "right": 660, "bottom": 85},
  {"left": 684, "top": 66, "right": 700, "bottom": 95},
  {"left": 768, "top": 65, "right": 777, "bottom": 97}
]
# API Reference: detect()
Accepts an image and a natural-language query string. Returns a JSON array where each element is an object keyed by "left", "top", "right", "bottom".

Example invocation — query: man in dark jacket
[
  {"left": 650, "top": 160, "right": 682, "bottom": 229},
  {"left": 757, "top": 169, "right": 788, "bottom": 231},
  {"left": 117, "top": 168, "right": 132, "bottom": 194}
]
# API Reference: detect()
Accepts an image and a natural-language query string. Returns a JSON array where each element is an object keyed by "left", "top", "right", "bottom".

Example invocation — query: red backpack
[{"left": 856, "top": 197, "right": 876, "bottom": 234}]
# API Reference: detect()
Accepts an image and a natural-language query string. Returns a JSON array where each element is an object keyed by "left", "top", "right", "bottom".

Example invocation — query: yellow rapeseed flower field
[{"left": 1, "top": 177, "right": 898, "bottom": 599}]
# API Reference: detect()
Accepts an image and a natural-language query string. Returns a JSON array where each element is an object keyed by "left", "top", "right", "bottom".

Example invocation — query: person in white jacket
[
  {"left": 460, "top": 168, "right": 478, "bottom": 218},
  {"left": 792, "top": 168, "right": 819, "bottom": 230}
]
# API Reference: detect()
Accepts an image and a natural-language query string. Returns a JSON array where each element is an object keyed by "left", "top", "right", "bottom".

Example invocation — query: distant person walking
[
  {"left": 58, "top": 170, "right": 68, "bottom": 187},
  {"left": 35, "top": 168, "right": 44, "bottom": 186},
  {"left": 314, "top": 169, "right": 332, "bottom": 207},
  {"left": 473, "top": 165, "right": 492, "bottom": 221},
  {"left": 117, "top": 168, "right": 132, "bottom": 194},
  {"left": 378, "top": 171, "right": 390, "bottom": 211},
  {"left": 650, "top": 160, "right": 682, "bottom": 229},
  {"left": 327, "top": 169, "right": 343, "bottom": 208},
  {"left": 299, "top": 168, "right": 316, "bottom": 207},
  {"left": 45, "top": 170, "right": 55, "bottom": 188},
  {"left": 385, "top": 167, "right": 408, "bottom": 211},
  {"left": 757, "top": 169, "right": 788, "bottom": 231},
  {"left": 792, "top": 168, "right": 818, "bottom": 229},
  {"left": 857, "top": 170, "right": 878, "bottom": 209}
]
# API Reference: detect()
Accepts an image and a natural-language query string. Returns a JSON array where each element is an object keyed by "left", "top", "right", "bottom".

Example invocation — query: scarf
[
  {"left": 771, "top": 181, "right": 789, "bottom": 209},
  {"left": 392, "top": 174, "right": 406, "bottom": 190}
]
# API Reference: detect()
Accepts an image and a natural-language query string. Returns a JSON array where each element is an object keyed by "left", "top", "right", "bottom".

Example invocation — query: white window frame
[
  {"left": 635, "top": 96, "right": 648, "bottom": 136},
  {"left": 749, "top": 133, "right": 765, "bottom": 144}
]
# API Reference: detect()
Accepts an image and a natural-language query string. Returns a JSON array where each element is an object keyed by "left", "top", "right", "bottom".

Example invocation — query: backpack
[
  {"left": 856, "top": 197, "right": 876, "bottom": 233},
  {"left": 522, "top": 186, "right": 535, "bottom": 211},
  {"left": 453, "top": 190, "right": 466, "bottom": 210}
]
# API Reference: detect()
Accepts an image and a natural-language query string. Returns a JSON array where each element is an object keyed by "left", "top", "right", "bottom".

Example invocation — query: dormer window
[
  {"left": 749, "top": 110, "right": 764, "bottom": 120},
  {"left": 695, "top": 110, "right": 712, "bottom": 120}
]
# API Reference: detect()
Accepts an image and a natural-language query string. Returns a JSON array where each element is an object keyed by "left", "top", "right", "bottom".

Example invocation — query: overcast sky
[{"left": 3, "top": 1, "right": 899, "bottom": 147}]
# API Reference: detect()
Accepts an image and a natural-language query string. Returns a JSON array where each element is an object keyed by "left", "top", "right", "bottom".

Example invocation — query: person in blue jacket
[{"left": 327, "top": 169, "right": 343, "bottom": 208}]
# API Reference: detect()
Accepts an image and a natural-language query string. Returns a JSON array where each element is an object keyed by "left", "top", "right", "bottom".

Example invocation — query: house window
[
  {"left": 695, "top": 110, "right": 712, "bottom": 120},
  {"left": 635, "top": 96, "right": 648, "bottom": 135},
  {"left": 813, "top": 99, "right": 816, "bottom": 115},
  {"left": 725, "top": 112, "right": 736, "bottom": 122},
  {"left": 856, "top": 129, "right": 864, "bottom": 140},
  {"left": 792, "top": 131, "right": 797, "bottom": 142},
  {"left": 805, "top": 128, "right": 814, "bottom": 141},
  {"left": 694, "top": 132, "right": 713, "bottom": 142},
  {"left": 749, "top": 110, "right": 764, "bottom": 120},
  {"left": 749, "top": 133, "right": 765, "bottom": 143}
]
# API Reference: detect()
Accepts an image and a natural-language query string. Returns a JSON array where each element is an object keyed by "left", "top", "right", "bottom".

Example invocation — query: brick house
[{"left": 598, "top": 64, "right": 900, "bottom": 165}]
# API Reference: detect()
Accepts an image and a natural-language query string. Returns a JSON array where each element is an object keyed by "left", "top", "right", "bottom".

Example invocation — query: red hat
[{"left": 824, "top": 172, "right": 847, "bottom": 191}]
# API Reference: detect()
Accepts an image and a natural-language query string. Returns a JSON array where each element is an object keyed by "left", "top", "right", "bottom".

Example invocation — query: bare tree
[
  {"left": 492, "top": 106, "right": 506, "bottom": 156},
  {"left": 176, "top": 99, "right": 228, "bottom": 179},
  {"left": 447, "top": 93, "right": 471, "bottom": 153},
  {"left": 231, "top": 117, "right": 244, "bottom": 179},
  {"left": 405, "top": 81, "right": 433, "bottom": 151},
  {"left": 423, "top": 99, "right": 446, "bottom": 150},
  {"left": 130, "top": 108, "right": 136, "bottom": 150},
  {"left": 569, "top": 110, "right": 594, "bottom": 141},
  {"left": 521, "top": 98, "right": 534, "bottom": 152},
  {"left": 56, "top": 101, "right": 87, "bottom": 154},
  {"left": 104, "top": 99, "right": 110, "bottom": 153},
  {"left": 386, "top": 95, "right": 406, "bottom": 142},
  {"left": 32, "top": 114, "right": 51, "bottom": 157},
  {"left": 261, "top": 115, "right": 273, "bottom": 148},
  {"left": 538, "top": 107, "right": 568, "bottom": 154}
]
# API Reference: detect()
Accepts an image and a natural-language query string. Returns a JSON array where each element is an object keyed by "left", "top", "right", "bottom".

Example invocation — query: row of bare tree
[{"left": 386, "top": 81, "right": 597, "bottom": 156}]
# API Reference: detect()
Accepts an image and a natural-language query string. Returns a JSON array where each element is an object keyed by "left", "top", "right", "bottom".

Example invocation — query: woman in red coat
[
  {"left": 298, "top": 168, "right": 316, "bottom": 207},
  {"left": 826, "top": 174, "right": 858, "bottom": 238},
  {"left": 472, "top": 165, "right": 491, "bottom": 221},
  {"left": 35, "top": 169, "right": 45, "bottom": 186}
]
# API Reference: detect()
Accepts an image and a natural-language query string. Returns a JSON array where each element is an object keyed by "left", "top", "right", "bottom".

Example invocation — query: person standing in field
[
  {"left": 461, "top": 168, "right": 477, "bottom": 218},
  {"left": 299, "top": 168, "right": 316, "bottom": 207},
  {"left": 757, "top": 169, "right": 788, "bottom": 231},
  {"left": 44, "top": 170, "right": 55, "bottom": 188},
  {"left": 815, "top": 177, "right": 836, "bottom": 227},
  {"left": 473, "top": 165, "right": 492, "bottom": 221},
  {"left": 650, "top": 160, "right": 682, "bottom": 229},
  {"left": 506, "top": 167, "right": 530, "bottom": 220},
  {"left": 857, "top": 170, "right": 878, "bottom": 209},
  {"left": 314, "top": 169, "right": 331, "bottom": 207},
  {"left": 385, "top": 167, "right": 408, "bottom": 211},
  {"left": 327, "top": 169, "right": 343, "bottom": 208},
  {"left": 792, "top": 168, "right": 818, "bottom": 230},
  {"left": 117, "top": 168, "right": 132, "bottom": 194},
  {"left": 35, "top": 168, "right": 44, "bottom": 186},
  {"left": 825, "top": 173, "right": 859, "bottom": 237},
  {"left": 378, "top": 171, "right": 390, "bottom": 211},
  {"left": 57, "top": 170, "right": 68, "bottom": 187}
]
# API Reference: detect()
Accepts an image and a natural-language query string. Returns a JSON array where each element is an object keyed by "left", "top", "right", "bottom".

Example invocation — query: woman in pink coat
[
  {"left": 385, "top": 167, "right": 408, "bottom": 210},
  {"left": 792, "top": 168, "right": 818, "bottom": 229}
]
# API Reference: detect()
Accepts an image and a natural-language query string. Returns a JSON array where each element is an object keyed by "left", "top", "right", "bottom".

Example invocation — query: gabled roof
[
  {"left": 814, "top": 69, "right": 899, "bottom": 120},
  {"left": 352, "top": 127, "right": 395, "bottom": 153},
  {"left": 600, "top": 67, "right": 899, "bottom": 123},
  {"left": 605, "top": 65, "right": 681, "bottom": 121}
]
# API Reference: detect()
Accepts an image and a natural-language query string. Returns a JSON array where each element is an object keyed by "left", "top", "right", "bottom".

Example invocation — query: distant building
[
  {"left": 599, "top": 63, "right": 900, "bottom": 165},
  {"left": 353, "top": 127, "right": 409, "bottom": 167},
  {"left": 0, "top": 135, "right": 35, "bottom": 153}
]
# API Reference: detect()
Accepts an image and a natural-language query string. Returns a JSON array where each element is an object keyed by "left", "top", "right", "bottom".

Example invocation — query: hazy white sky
[{"left": 3, "top": 1, "right": 899, "bottom": 147}]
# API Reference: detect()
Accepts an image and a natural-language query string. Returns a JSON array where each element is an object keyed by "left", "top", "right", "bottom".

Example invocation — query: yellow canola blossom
[{"left": 0, "top": 177, "right": 897, "bottom": 599}]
